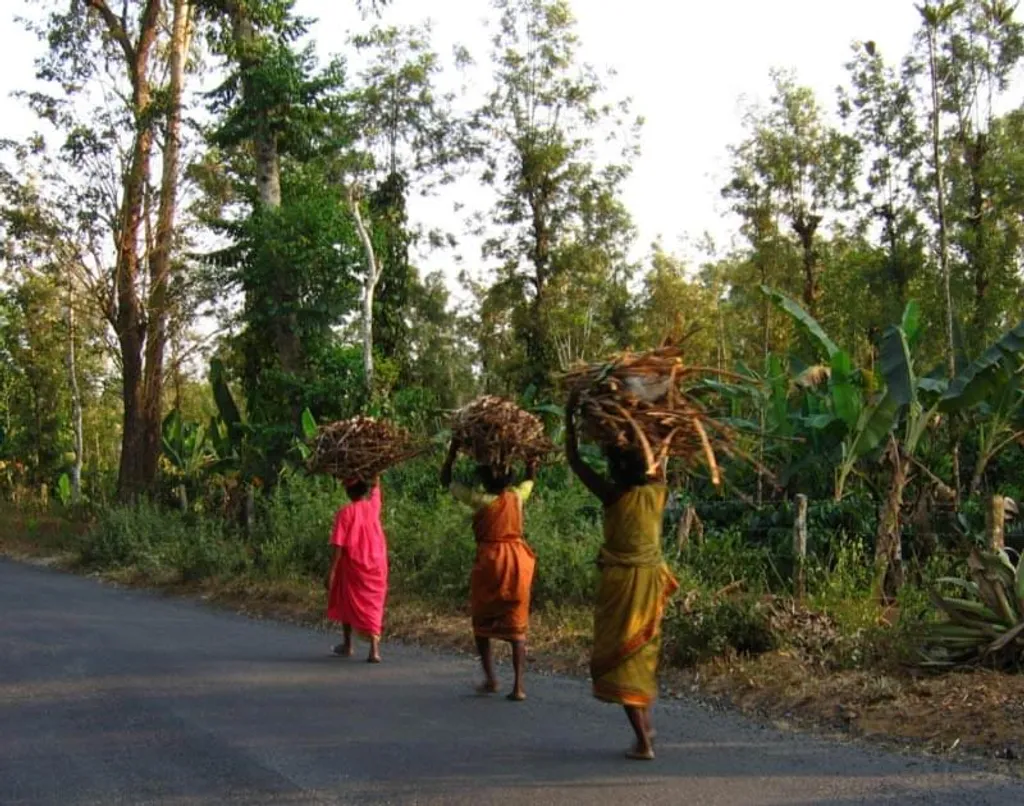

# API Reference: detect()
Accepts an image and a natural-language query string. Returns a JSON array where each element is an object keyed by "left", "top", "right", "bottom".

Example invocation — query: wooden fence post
[
  {"left": 676, "top": 505, "right": 703, "bottom": 556},
  {"left": 988, "top": 494, "right": 1006, "bottom": 551},
  {"left": 245, "top": 484, "right": 256, "bottom": 536},
  {"left": 793, "top": 494, "right": 808, "bottom": 601}
]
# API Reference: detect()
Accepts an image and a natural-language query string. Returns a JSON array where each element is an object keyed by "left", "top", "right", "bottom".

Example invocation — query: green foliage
[
  {"left": 474, "top": 0, "right": 641, "bottom": 391},
  {"left": 920, "top": 548, "right": 1024, "bottom": 670},
  {"left": 83, "top": 500, "right": 247, "bottom": 582},
  {"left": 162, "top": 409, "right": 213, "bottom": 479},
  {"left": 664, "top": 593, "right": 775, "bottom": 667},
  {"left": 56, "top": 473, "right": 72, "bottom": 507},
  {"left": 252, "top": 473, "right": 344, "bottom": 578},
  {"left": 761, "top": 285, "right": 840, "bottom": 360},
  {"left": 677, "top": 528, "right": 780, "bottom": 593}
]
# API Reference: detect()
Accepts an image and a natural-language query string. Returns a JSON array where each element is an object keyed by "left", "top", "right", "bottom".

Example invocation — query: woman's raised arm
[{"left": 565, "top": 392, "right": 616, "bottom": 506}]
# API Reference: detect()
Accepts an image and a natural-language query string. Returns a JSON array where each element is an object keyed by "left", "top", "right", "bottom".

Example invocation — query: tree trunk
[
  {"left": 95, "top": 0, "right": 161, "bottom": 503},
  {"left": 792, "top": 211, "right": 822, "bottom": 316},
  {"left": 874, "top": 442, "right": 908, "bottom": 602},
  {"left": 141, "top": 0, "right": 192, "bottom": 485},
  {"left": 987, "top": 494, "right": 1006, "bottom": 551},
  {"left": 349, "top": 186, "right": 381, "bottom": 395},
  {"left": 757, "top": 244, "right": 770, "bottom": 507},
  {"left": 926, "top": 23, "right": 962, "bottom": 502},
  {"left": 117, "top": 336, "right": 147, "bottom": 501},
  {"left": 65, "top": 279, "right": 84, "bottom": 503},
  {"left": 228, "top": 2, "right": 303, "bottom": 379},
  {"left": 966, "top": 133, "right": 989, "bottom": 339}
]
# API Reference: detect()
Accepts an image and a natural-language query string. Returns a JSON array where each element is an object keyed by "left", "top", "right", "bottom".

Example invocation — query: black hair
[
  {"left": 605, "top": 445, "right": 650, "bottom": 488},
  {"left": 344, "top": 480, "right": 371, "bottom": 501},
  {"left": 476, "top": 463, "right": 514, "bottom": 495}
]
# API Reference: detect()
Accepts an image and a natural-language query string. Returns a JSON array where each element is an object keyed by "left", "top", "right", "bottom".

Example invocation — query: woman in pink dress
[{"left": 326, "top": 478, "right": 388, "bottom": 663}]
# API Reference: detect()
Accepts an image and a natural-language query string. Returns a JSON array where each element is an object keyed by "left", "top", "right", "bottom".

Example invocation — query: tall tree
[
  {"left": 142, "top": 0, "right": 194, "bottom": 486},
  {"left": 725, "top": 70, "right": 859, "bottom": 317},
  {"left": 22, "top": 0, "right": 197, "bottom": 499},
  {"left": 474, "top": 0, "right": 640, "bottom": 392},
  {"left": 200, "top": 0, "right": 367, "bottom": 442},
  {"left": 346, "top": 22, "right": 467, "bottom": 391},
  {"left": 838, "top": 41, "right": 927, "bottom": 319},
  {"left": 925, "top": 0, "right": 1024, "bottom": 344}
]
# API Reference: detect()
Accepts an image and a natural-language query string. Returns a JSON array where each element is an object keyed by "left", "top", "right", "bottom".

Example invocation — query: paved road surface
[{"left": 2, "top": 559, "right": 1023, "bottom": 805}]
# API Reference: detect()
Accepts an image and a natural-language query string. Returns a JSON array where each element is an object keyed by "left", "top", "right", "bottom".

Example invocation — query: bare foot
[
  {"left": 475, "top": 680, "right": 499, "bottom": 695},
  {"left": 332, "top": 643, "right": 353, "bottom": 657},
  {"left": 507, "top": 690, "right": 526, "bottom": 702},
  {"left": 367, "top": 652, "right": 382, "bottom": 664},
  {"left": 625, "top": 742, "right": 655, "bottom": 761}
]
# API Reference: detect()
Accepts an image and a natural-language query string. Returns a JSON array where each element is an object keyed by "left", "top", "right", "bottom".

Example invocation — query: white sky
[{"left": 1, "top": 0, "right": 929, "bottom": 294}]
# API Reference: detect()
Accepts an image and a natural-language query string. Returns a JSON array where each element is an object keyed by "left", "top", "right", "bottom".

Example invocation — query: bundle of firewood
[
  {"left": 308, "top": 416, "right": 424, "bottom": 481},
  {"left": 563, "top": 344, "right": 734, "bottom": 484},
  {"left": 450, "top": 396, "right": 555, "bottom": 474}
]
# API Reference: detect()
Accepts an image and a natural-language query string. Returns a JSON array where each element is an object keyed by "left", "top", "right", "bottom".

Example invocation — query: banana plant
[
  {"left": 920, "top": 548, "right": 1024, "bottom": 670},
  {"left": 206, "top": 357, "right": 265, "bottom": 479},
  {"left": 764, "top": 287, "right": 948, "bottom": 597},
  {"left": 762, "top": 286, "right": 907, "bottom": 502},
  {"left": 161, "top": 408, "right": 213, "bottom": 480},
  {"left": 940, "top": 321, "right": 1024, "bottom": 494}
]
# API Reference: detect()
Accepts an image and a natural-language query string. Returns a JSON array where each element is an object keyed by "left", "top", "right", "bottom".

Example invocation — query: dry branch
[
  {"left": 450, "top": 396, "right": 555, "bottom": 474},
  {"left": 563, "top": 343, "right": 738, "bottom": 482},
  {"left": 308, "top": 416, "right": 424, "bottom": 481}
]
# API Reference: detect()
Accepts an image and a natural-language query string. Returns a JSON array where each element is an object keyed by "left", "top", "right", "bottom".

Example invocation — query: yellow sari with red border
[{"left": 591, "top": 484, "right": 678, "bottom": 707}]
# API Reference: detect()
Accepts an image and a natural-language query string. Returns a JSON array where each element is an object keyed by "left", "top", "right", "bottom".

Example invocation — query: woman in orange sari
[
  {"left": 441, "top": 442, "right": 537, "bottom": 701},
  {"left": 565, "top": 390, "right": 678, "bottom": 760}
]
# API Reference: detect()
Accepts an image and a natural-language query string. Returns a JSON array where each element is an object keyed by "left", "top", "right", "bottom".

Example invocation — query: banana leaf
[
  {"left": 941, "top": 320, "right": 1024, "bottom": 412},
  {"left": 760, "top": 285, "right": 839, "bottom": 360}
]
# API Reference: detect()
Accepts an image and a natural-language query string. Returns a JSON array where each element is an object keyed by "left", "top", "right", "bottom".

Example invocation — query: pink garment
[{"left": 326, "top": 486, "right": 389, "bottom": 637}]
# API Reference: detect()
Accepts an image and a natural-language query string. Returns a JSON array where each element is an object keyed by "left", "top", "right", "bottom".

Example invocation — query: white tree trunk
[{"left": 349, "top": 185, "right": 381, "bottom": 394}]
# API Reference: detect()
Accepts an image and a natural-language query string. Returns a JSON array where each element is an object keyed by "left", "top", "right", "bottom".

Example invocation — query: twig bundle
[
  {"left": 450, "top": 396, "right": 555, "bottom": 474},
  {"left": 309, "top": 416, "right": 423, "bottom": 481},
  {"left": 563, "top": 344, "right": 736, "bottom": 483}
]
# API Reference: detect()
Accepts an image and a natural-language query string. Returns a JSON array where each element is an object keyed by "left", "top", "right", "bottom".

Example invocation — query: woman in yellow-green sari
[{"left": 565, "top": 390, "right": 678, "bottom": 761}]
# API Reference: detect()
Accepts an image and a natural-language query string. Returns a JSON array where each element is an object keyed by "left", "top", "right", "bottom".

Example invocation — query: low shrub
[
  {"left": 663, "top": 592, "right": 775, "bottom": 667},
  {"left": 82, "top": 500, "right": 245, "bottom": 581},
  {"left": 81, "top": 502, "right": 162, "bottom": 571}
]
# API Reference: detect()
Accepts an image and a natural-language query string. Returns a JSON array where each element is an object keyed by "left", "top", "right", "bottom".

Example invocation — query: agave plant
[{"left": 920, "top": 548, "right": 1024, "bottom": 670}]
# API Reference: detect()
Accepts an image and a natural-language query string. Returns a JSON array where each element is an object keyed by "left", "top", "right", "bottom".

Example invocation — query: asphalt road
[{"left": 1, "top": 559, "right": 1023, "bottom": 805}]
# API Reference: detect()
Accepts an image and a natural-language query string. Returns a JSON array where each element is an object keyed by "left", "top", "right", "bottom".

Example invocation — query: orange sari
[{"left": 469, "top": 490, "right": 536, "bottom": 641}]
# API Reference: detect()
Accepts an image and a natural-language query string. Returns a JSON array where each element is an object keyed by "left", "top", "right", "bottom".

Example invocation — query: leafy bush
[
  {"left": 81, "top": 502, "right": 161, "bottom": 571},
  {"left": 678, "top": 526, "right": 781, "bottom": 593},
  {"left": 82, "top": 501, "right": 245, "bottom": 581},
  {"left": 664, "top": 593, "right": 775, "bottom": 667},
  {"left": 523, "top": 482, "right": 602, "bottom": 605},
  {"left": 254, "top": 472, "right": 344, "bottom": 579}
]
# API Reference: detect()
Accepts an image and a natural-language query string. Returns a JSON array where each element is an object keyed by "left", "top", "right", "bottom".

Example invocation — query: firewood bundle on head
[
  {"left": 308, "top": 416, "right": 423, "bottom": 482},
  {"left": 564, "top": 344, "right": 734, "bottom": 485},
  {"left": 450, "top": 396, "right": 555, "bottom": 475}
]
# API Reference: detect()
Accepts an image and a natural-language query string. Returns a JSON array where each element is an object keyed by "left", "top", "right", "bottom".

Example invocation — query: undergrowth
[{"left": 5, "top": 459, "right": 973, "bottom": 672}]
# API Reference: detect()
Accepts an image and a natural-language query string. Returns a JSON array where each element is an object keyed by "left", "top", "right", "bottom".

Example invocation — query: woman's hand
[{"left": 563, "top": 386, "right": 617, "bottom": 505}]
